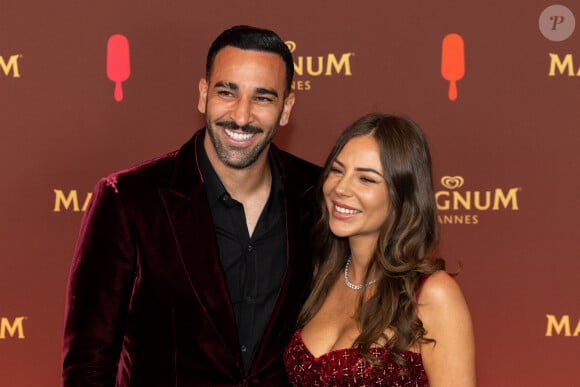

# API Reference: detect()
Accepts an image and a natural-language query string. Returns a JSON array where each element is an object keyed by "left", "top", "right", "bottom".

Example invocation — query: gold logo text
[
  {"left": 285, "top": 41, "right": 353, "bottom": 91},
  {"left": 0, "top": 54, "right": 22, "bottom": 78},
  {"left": 545, "top": 314, "right": 580, "bottom": 336},
  {"left": 436, "top": 176, "right": 520, "bottom": 225},
  {"left": 293, "top": 52, "right": 353, "bottom": 76},
  {"left": 53, "top": 189, "right": 92, "bottom": 212},
  {"left": 0, "top": 317, "right": 26, "bottom": 339},
  {"left": 548, "top": 53, "right": 580, "bottom": 76},
  {"left": 436, "top": 188, "right": 520, "bottom": 211}
]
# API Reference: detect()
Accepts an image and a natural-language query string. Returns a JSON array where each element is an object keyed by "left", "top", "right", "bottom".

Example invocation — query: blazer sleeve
[{"left": 62, "top": 177, "right": 136, "bottom": 387}]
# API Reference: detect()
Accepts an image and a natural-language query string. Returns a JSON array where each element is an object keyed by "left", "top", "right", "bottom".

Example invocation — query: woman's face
[{"left": 323, "top": 134, "right": 390, "bottom": 245}]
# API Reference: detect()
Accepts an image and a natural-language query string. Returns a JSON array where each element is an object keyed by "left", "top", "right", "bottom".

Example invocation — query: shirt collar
[{"left": 196, "top": 129, "right": 282, "bottom": 204}]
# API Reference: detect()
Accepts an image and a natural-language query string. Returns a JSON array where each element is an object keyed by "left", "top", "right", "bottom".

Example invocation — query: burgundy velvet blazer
[{"left": 62, "top": 130, "right": 321, "bottom": 386}]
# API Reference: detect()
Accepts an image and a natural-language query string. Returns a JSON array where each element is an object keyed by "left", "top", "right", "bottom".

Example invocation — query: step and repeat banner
[{"left": 1, "top": 1, "right": 578, "bottom": 386}]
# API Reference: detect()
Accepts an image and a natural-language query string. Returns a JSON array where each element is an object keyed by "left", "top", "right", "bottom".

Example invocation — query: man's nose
[{"left": 230, "top": 98, "right": 253, "bottom": 127}]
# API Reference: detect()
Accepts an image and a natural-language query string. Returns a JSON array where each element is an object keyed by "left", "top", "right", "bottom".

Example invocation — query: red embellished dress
[{"left": 284, "top": 330, "right": 429, "bottom": 386}]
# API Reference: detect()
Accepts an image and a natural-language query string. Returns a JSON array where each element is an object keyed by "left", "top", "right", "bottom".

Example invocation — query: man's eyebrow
[
  {"left": 255, "top": 87, "right": 279, "bottom": 98},
  {"left": 214, "top": 81, "right": 238, "bottom": 90},
  {"left": 213, "top": 82, "right": 278, "bottom": 99}
]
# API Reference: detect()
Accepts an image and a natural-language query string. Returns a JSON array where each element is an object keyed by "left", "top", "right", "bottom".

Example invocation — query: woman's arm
[{"left": 418, "top": 270, "right": 476, "bottom": 387}]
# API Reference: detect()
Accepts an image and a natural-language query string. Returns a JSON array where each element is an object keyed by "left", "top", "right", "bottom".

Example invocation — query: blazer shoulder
[
  {"left": 94, "top": 149, "right": 180, "bottom": 196},
  {"left": 272, "top": 147, "right": 321, "bottom": 188}
]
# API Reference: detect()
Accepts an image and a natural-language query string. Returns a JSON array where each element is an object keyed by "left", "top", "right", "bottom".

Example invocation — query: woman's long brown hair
[{"left": 298, "top": 113, "right": 446, "bottom": 371}]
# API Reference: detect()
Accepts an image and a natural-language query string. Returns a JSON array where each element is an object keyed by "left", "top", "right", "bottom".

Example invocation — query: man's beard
[{"left": 206, "top": 116, "right": 281, "bottom": 169}]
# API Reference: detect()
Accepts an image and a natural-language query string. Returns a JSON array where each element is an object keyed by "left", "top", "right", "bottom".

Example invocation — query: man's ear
[
  {"left": 279, "top": 92, "right": 296, "bottom": 126},
  {"left": 197, "top": 78, "right": 208, "bottom": 113}
]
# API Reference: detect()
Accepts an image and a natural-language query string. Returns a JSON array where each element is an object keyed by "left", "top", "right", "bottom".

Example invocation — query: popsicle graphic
[
  {"left": 441, "top": 33, "right": 464, "bottom": 101},
  {"left": 107, "top": 34, "right": 130, "bottom": 102}
]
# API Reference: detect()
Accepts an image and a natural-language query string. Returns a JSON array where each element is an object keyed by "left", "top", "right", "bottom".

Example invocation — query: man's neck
[
  {"left": 219, "top": 160, "right": 271, "bottom": 202},
  {"left": 205, "top": 143, "right": 272, "bottom": 202},
  {"left": 208, "top": 147, "right": 273, "bottom": 236}
]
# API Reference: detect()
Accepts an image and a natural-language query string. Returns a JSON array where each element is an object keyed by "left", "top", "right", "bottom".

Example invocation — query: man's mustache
[{"left": 216, "top": 121, "right": 262, "bottom": 134}]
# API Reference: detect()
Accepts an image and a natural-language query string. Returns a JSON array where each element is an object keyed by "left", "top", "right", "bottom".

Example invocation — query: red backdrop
[{"left": 1, "top": 1, "right": 579, "bottom": 386}]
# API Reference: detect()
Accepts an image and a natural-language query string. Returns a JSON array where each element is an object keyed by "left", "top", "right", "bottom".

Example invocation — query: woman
[{"left": 284, "top": 113, "right": 476, "bottom": 386}]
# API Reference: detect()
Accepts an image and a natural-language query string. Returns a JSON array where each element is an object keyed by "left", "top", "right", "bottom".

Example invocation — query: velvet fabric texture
[{"left": 62, "top": 130, "right": 321, "bottom": 386}]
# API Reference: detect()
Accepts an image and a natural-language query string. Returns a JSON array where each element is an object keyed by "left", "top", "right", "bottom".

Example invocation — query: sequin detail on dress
[{"left": 284, "top": 330, "right": 429, "bottom": 386}]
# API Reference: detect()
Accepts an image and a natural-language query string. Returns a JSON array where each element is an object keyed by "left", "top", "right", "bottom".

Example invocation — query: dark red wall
[{"left": 1, "top": 1, "right": 579, "bottom": 385}]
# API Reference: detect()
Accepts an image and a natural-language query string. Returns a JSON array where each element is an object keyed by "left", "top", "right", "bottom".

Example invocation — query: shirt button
[
  {"left": 241, "top": 345, "right": 247, "bottom": 352},
  {"left": 247, "top": 244, "right": 253, "bottom": 252}
]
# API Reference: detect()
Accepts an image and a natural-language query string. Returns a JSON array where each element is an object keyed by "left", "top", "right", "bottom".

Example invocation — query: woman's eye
[{"left": 360, "top": 176, "right": 377, "bottom": 184}]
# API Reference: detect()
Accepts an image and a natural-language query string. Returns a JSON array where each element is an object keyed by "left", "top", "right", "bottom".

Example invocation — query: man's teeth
[
  {"left": 335, "top": 205, "right": 360, "bottom": 215},
  {"left": 225, "top": 129, "right": 254, "bottom": 141}
]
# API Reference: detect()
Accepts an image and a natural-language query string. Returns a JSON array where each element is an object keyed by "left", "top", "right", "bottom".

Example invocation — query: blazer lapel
[
  {"left": 250, "top": 147, "right": 317, "bottom": 372},
  {"left": 160, "top": 131, "right": 240, "bottom": 363}
]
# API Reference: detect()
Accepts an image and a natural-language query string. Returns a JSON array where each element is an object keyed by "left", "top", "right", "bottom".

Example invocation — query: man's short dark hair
[{"left": 205, "top": 25, "right": 294, "bottom": 95}]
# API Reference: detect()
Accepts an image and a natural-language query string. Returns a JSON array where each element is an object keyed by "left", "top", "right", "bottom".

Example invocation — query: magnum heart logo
[
  {"left": 441, "top": 176, "right": 464, "bottom": 189},
  {"left": 285, "top": 41, "right": 297, "bottom": 52}
]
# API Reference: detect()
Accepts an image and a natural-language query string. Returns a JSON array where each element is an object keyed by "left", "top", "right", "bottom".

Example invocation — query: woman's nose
[{"left": 334, "top": 176, "right": 352, "bottom": 197}]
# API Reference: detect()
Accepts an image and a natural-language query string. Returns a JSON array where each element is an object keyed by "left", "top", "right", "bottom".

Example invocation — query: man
[{"left": 62, "top": 25, "right": 320, "bottom": 386}]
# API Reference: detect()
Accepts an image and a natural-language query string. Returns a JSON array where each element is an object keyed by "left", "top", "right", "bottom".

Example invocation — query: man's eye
[
  {"left": 255, "top": 96, "right": 274, "bottom": 103},
  {"left": 217, "top": 90, "right": 234, "bottom": 97}
]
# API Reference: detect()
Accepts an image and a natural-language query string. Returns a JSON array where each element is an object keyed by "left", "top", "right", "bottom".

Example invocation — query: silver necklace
[{"left": 344, "top": 256, "right": 379, "bottom": 291}]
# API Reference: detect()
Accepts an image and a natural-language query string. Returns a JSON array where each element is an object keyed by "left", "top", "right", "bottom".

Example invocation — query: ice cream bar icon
[
  {"left": 441, "top": 33, "right": 464, "bottom": 101},
  {"left": 107, "top": 34, "right": 131, "bottom": 102}
]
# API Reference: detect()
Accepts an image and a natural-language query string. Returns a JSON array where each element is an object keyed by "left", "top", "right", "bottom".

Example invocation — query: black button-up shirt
[{"left": 197, "top": 133, "right": 287, "bottom": 373}]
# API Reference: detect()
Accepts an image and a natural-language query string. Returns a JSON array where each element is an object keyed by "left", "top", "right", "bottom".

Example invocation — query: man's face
[{"left": 198, "top": 46, "right": 295, "bottom": 169}]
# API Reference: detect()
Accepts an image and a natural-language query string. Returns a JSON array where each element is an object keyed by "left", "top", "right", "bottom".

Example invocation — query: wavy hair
[{"left": 298, "top": 113, "right": 446, "bottom": 371}]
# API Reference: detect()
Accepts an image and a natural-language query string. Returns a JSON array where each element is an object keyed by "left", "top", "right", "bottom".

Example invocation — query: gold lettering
[
  {"left": 291, "top": 80, "right": 311, "bottom": 91},
  {"left": 294, "top": 56, "right": 304, "bottom": 76},
  {"left": 82, "top": 192, "right": 93, "bottom": 211},
  {"left": 437, "top": 214, "right": 479, "bottom": 225},
  {"left": 306, "top": 56, "right": 324, "bottom": 76},
  {"left": 493, "top": 188, "right": 519, "bottom": 210},
  {"left": 0, "top": 54, "right": 21, "bottom": 77},
  {"left": 325, "top": 53, "right": 352, "bottom": 76},
  {"left": 453, "top": 191, "right": 470, "bottom": 210},
  {"left": 438, "top": 215, "right": 452, "bottom": 224},
  {"left": 545, "top": 314, "right": 571, "bottom": 336},
  {"left": 53, "top": 190, "right": 92, "bottom": 212},
  {"left": 0, "top": 317, "right": 25, "bottom": 339},
  {"left": 436, "top": 188, "right": 519, "bottom": 211},
  {"left": 473, "top": 191, "right": 491, "bottom": 210},
  {"left": 548, "top": 53, "right": 575, "bottom": 76},
  {"left": 436, "top": 191, "right": 450, "bottom": 210},
  {"left": 54, "top": 189, "right": 81, "bottom": 212},
  {"left": 294, "top": 53, "right": 353, "bottom": 76}
]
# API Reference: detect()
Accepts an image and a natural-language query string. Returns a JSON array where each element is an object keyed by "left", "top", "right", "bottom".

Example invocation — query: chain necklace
[{"left": 344, "top": 256, "right": 379, "bottom": 291}]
